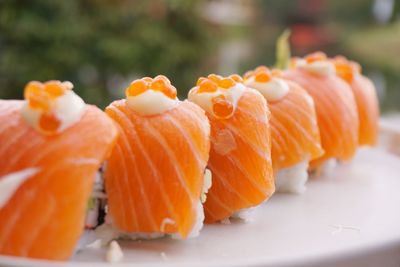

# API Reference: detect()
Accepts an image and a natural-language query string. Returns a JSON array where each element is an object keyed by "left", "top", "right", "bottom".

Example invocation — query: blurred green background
[{"left": 0, "top": 0, "right": 399, "bottom": 111}]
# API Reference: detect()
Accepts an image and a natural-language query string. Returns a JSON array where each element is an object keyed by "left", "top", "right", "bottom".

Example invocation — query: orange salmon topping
[
  {"left": 44, "top": 81, "right": 66, "bottom": 98},
  {"left": 125, "top": 76, "right": 177, "bottom": 99},
  {"left": 126, "top": 80, "right": 147, "bottom": 97},
  {"left": 244, "top": 66, "right": 283, "bottom": 83},
  {"left": 208, "top": 74, "right": 222, "bottom": 83},
  {"left": 23, "top": 80, "right": 69, "bottom": 111},
  {"left": 39, "top": 112, "right": 62, "bottom": 133},
  {"left": 229, "top": 74, "right": 243, "bottom": 83},
  {"left": 334, "top": 62, "right": 354, "bottom": 83},
  {"left": 198, "top": 79, "right": 218, "bottom": 93},
  {"left": 218, "top": 77, "right": 235, "bottom": 89},
  {"left": 255, "top": 72, "right": 271, "bottom": 83},
  {"left": 331, "top": 56, "right": 361, "bottom": 83},
  {"left": 196, "top": 77, "right": 207, "bottom": 86},
  {"left": 194, "top": 74, "right": 243, "bottom": 95},
  {"left": 212, "top": 95, "right": 234, "bottom": 119},
  {"left": 305, "top": 51, "right": 327, "bottom": 63},
  {"left": 24, "top": 81, "right": 43, "bottom": 100}
]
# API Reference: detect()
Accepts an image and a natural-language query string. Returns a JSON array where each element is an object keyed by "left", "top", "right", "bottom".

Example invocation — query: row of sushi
[{"left": 0, "top": 52, "right": 379, "bottom": 261}]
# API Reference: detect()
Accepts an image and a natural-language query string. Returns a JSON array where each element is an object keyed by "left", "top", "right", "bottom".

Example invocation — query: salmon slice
[
  {"left": 285, "top": 53, "right": 359, "bottom": 168},
  {"left": 333, "top": 56, "right": 379, "bottom": 146},
  {"left": 188, "top": 74, "right": 274, "bottom": 223},
  {"left": 0, "top": 100, "right": 118, "bottom": 260},
  {"left": 104, "top": 76, "right": 210, "bottom": 239},
  {"left": 269, "top": 81, "right": 323, "bottom": 169},
  {"left": 244, "top": 67, "right": 323, "bottom": 170}
]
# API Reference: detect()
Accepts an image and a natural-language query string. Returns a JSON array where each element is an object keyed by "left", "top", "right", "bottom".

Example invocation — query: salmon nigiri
[
  {"left": 104, "top": 76, "right": 210, "bottom": 239},
  {"left": 0, "top": 81, "right": 118, "bottom": 260},
  {"left": 188, "top": 74, "right": 274, "bottom": 223},
  {"left": 332, "top": 56, "right": 379, "bottom": 146},
  {"left": 244, "top": 67, "right": 323, "bottom": 193},
  {"left": 284, "top": 52, "right": 359, "bottom": 170}
]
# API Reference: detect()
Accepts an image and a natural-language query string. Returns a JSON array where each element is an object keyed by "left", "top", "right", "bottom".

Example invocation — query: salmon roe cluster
[
  {"left": 195, "top": 74, "right": 242, "bottom": 94},
  {"left": 125, "top": 75, "right": 177, "bottom": 99},
  {"left": 289, "top": 51, "right": 329, "bottom": 69},
  {"left": 244, "top": 66, "right": 283, "bottom": 83},
  {"left": 331, "top": 56, "right": 361, "bottom": 83},
  {"left": 194, "top": 74, "right": 243, "bottom": 119},
  {"left": 24, "top": 80, "right": 72, "bottom": 133}
]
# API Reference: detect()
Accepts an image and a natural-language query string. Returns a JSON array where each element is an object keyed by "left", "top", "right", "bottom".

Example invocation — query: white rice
[
  {"left": 105, "top": 240, "right": 123, "bottom": 263},
  {"left": 275, "top": 160, "right": 309, "bottom": 194},
  {"left": 231, "top": 207, "right": 257, "bottom": 222}
]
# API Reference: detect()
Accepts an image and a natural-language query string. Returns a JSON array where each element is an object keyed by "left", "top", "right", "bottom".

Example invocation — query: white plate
[{"left": 2, "top": 148, "right": 400, "bottom": 267}]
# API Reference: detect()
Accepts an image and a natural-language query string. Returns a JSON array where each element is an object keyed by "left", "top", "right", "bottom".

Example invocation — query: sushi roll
[
  {"left": 284, "top": 52, "right": 359, "bottom": 170},
  {"left": 243, "top": 67, "right": 323, "bottom": 193},
  {"left": 0, "top": 81, "right": 118, "bottom": 260},
  {"left": 332, "top": 56, "right": 379, "bottom": 146},
  {"left": 104, "top": 76, "right": 210, "bottom": 239},
  {"left": 188, "top": 74, "right": 274, "bottom": 223}
]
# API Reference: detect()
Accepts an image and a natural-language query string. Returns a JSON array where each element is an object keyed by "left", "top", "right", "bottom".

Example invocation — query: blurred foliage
[{"left": 0, "top": 0, "right": 215, "bottom": 107}]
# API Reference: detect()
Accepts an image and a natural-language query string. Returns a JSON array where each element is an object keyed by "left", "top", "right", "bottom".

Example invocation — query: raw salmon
[
  {"left": 244, "top": 67, "right": 323, "bottom": 170},
  {"left": 104, "top": 76, "right": 210, "bottom": 239},
  {"left": 332, "top": 56, "right": 379, "bottom": 146},
  {"left": 284, "top": 52, "right": 359, "bottom": 168},
  {"left": 188, "top": 74, "right": 274, "bottom": 223},
  {"left": 244, "top": 67, "right": 323, "bottom": 193},
  {"left": 0, "top": 83, "right": 117, "bottom": 261}
]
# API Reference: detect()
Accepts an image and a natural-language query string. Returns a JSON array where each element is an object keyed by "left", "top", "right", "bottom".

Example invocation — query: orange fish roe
[
  {"left": 218, "top": 77, "right": 235, "bottom": 89},
  {"left": 23, "top": 81, "right": 69, "bottom": 111},
  {"left": 22, "top": 80, "right": 74, "bottom": 134},
  {"left": 24, "top": 81, "right": 43, "bottom": 100},
  {"left": 334, "top": 62, "right": 354, "bottom": 83},
  {"left": 39, "top": 112, "right": 62, "bottom": 133},
  {"left": 126, "top": 80, "right": 147, "bottom": 97},
  {"left": 212, "top": 95, "right": 234, "bottom": 119},
  {"left": 255, "top": 72, "right": 271, "bottom": 83},
  {"left": 125, "top": 76, "right": 177, "bottom": 99},
  {"left": 244, "top": 66, "right": 285, "bottom": 83},
  {"left": 196, "top": 77, "right": 207, "bottom": 86},
  {"left": 195, "top": 74, "right": 242, "bottom": 94},
  {"left": 197, "top": 79, "right": 218, "bottom": 93},
  {"left": 208, "top": 74, "right": 223, "bottom": 83},
  {"left": 44, "top": 81, "right": 66, "bottom": 98},
  {"left": 332, "top": 56, "right": 361, "bottom": 83},
  {"left": 305, "top": 51, "right": 327, "bottom": 63},
  {"left": 229, "top": 74, "right": 243, "bottom": 83}
]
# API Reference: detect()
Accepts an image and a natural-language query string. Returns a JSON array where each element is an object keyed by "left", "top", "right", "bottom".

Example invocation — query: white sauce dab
[
  {"left": 126, "top": 89, "right": 179, "bottom": 116},
  {"left": 296, "top": 59, "right": 336, "bottom": 76},
  {"left": 188, "top": 83, "right": 245, "bottom": 119},
  {"left": 0, "top": 168, "right": 39, "bottom": 209},
  {"left": 245, "top": 77, "right": 289, "bottom": 101}
]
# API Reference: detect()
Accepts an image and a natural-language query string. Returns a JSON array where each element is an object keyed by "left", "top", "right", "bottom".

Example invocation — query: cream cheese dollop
[
  {"left": 0, "top": 168, "right": 39, "bottom": 209},
  {"left": 188, "top": 83, "right": 245, "bottom": 118},
  {"left": 244, "top": 77, "right": 289, "bottom": 101},
  {"left": 296, "top": 59, "right": 336, "bottom": 76},
  {"left": 21, "top": 81, "right": 85, "bottom": 135},
  {"left": 126, "top": 89, "right": 179, "bottom": 116}
]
